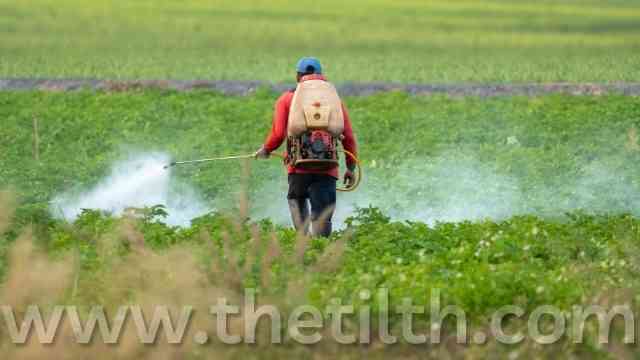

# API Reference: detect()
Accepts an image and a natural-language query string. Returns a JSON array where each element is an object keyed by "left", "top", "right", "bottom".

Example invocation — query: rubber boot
[
  {"left": 288, "top": 199, "right": 310, "bottom": 235},
  {"left": 312, "top": 220, "right": 332, "bottom": 237}
]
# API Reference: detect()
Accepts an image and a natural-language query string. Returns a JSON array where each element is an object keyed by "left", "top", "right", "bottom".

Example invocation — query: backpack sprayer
[
  {"left": 163, "top": 150, "right": 361, "bottom": 192},
  {"left": 166, "top": 76, "right": 362, "bottom": 191}
]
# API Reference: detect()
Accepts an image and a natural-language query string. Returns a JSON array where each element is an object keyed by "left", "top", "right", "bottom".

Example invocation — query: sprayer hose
[{"left": 337, "top": 150, "right": 361, "bottom": 192}]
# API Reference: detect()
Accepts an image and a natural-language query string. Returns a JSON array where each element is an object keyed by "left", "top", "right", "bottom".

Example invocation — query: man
[{"left": 255, "top": 57, "right": 358, "bottom": 237}]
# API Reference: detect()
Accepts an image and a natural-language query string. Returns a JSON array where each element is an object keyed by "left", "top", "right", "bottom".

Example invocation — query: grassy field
[
  {"left": 2, "top": 90, "right": 639, "bottom": 220},
  {"left": 1, "top": 0, "right": 640, "bottom": 82},
  {"left": 1, "top": 90, "right": 640, "bottom": 357}
]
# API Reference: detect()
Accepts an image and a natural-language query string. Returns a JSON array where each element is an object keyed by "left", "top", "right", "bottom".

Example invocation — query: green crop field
[
  {"left": 2, "top": 91, "right": 639, "bottom": 218},
  {"left": 1, "top": 0, "right": 640, "bottom": 82},
  {"left": 1, "top": 90, "right": 640, "bottom": 357}
]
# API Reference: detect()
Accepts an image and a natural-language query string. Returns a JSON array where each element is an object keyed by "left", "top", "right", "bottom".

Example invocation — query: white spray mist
[
  {"left": 252, "top": 151, "right": 640, "bottom": 229},
  {"left": 251, "top": 153, "right": 523, "bottom": 228},
  {"left": 333, "top": 153, "right": 524, "bottom": 226},
  {"left": 51, "top": 153, "right": 209, "bottom": 227},
  {"left": 51, "top": 151, "right": 639, "bottom": 229}
]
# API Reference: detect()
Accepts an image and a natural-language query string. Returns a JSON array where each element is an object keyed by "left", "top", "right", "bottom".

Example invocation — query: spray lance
[
  {"left": 164, "top": 154, "right": 256, "bottom": 168},
  {"left": 163, "top": 150, "right": 362, "bottom": 192}
]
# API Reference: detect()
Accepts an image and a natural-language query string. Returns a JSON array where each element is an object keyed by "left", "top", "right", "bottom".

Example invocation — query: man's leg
[
  {"left": 287, "top": 174, "right": 311, "bottom": 234},
  {"left": 288, "top": 199, "right": 310, "bottom": 234},
  {"left": 308, "top": 175, "right": 337, "bottom": 237}
]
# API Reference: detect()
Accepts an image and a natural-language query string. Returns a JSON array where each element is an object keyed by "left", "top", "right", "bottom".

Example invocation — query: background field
[{"left": 1, "top": 0, "right": 640, "bottom": 82}]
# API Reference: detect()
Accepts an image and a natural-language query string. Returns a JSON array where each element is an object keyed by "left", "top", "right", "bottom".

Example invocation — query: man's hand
[
  {"left": 254, "top": 146, "right": 270, "bottom": 159},
  {"left": 343, "top": 169, "right": 355, "bottom": 188}
]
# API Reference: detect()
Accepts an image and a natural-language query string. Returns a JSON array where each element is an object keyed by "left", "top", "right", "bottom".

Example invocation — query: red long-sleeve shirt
[{"left": 263, "top": 74, "right": 357, "bottom": 178}]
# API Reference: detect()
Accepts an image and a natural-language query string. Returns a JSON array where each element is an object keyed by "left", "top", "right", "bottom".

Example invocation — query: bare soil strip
[{"left": 1, "top": 79, "right": 639, "bottom": 96}]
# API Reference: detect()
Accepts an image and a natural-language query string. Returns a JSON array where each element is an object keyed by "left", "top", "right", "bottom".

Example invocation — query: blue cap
[{"left": 296, "top": 57, "right": 322, "bottom": 74}]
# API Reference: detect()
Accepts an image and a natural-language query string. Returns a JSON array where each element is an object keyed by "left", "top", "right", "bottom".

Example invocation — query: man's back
[
  {"left": 255, "top": 59, "right": 358, "bottom": 237},
  {"left": 262, "top": 74, "right": 357, "bottom": 179}
]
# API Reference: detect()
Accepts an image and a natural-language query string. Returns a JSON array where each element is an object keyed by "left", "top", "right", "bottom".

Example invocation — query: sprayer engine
[{"left": 288, "top": 130, "right": 339, "bottom": 170}]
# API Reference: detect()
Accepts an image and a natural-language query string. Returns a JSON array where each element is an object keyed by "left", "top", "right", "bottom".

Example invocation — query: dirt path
[{"left": 1, "top": 79, "right": 639, "bottom": 96}]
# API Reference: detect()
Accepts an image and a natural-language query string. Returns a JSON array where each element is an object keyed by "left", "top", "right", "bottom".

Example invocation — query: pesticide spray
[
  {"left": 51, "top": 153, "right": 209, "bottom": 227},
  {"left": 50, "top": 148, "right": 639, "bottom": 229},
  {"left": 51, "top": 149, "right": 362, "bottom": 228},
  {"left": 253, "top": 151, "right": 640, "bottom": 228}
]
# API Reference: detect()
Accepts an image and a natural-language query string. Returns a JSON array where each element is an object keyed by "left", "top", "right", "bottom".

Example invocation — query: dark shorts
[{"left": 288, "top": 173, "right": 337, "bottom": 220}]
